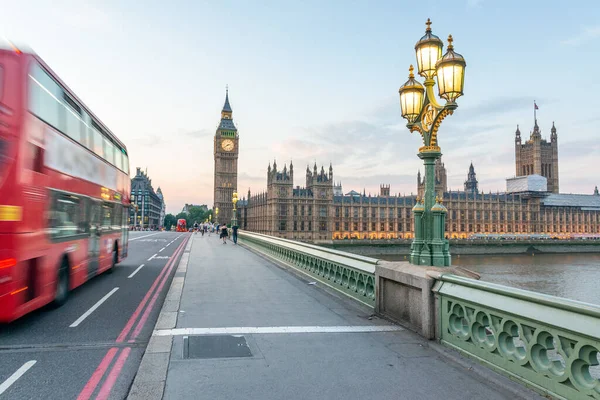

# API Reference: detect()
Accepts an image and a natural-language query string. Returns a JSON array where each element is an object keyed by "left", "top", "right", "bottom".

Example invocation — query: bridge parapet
[
  {"left": 239, "top": 231, "right": 600, "bottom": 399},
  {"left": 238, "top": 231, "right": 377, "bottom": 307},
  {"left": 433, "top": 274, "right": 600, "bottom": 400}
]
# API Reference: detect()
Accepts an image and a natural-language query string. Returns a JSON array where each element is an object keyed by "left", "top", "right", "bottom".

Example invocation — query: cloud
[
  {"left": 467, "top": 0, "right": 484, "bottom": 8},
  {"left": 561, "top": 26, "right": 600, "bottom": 46}
]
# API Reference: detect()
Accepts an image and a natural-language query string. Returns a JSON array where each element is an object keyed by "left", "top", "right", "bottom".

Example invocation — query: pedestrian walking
[
  {"left": 220, "top": 225, "right": 228, "bottom": 244},
  {"left": 232, "top": 224, "right": 238, "bottom": 244}
]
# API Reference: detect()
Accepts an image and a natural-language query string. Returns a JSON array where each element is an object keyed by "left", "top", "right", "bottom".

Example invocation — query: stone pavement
[{"left": 130, "top": 234, "right": 542, "bottom": 400}]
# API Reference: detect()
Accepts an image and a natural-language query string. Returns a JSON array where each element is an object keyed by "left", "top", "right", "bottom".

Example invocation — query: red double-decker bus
[
  {"left": 0, "top": 43, "right": 130, "bottom": 322},
  {"left": 176, "top": 219, "right": 187, "bottom": 232}
]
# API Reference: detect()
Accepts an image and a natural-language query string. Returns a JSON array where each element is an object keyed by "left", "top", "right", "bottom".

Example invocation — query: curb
[{"left": 127, "top": 236, "right": 193, "bottom": 400}]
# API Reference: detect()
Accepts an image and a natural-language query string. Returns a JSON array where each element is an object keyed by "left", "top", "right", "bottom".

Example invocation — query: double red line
[{"left": 77, "top": 235, "right": 190, "bottom": 400}]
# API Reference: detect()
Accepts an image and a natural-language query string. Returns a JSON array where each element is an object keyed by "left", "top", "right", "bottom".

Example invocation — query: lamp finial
[
  {"left": 409, "top": 64, "right": 415, "bottom": 78},
  {"left": 447, "top": 34, "right": 454, "bottom": 50},
  {"left": 426, "top": 18, "right": 432, "bottom": 32}
]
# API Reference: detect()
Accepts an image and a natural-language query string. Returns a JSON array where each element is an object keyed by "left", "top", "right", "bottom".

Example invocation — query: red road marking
[
  {"left": 130, "top": 238, "right": 188, "bottom": 339},
  {"left": 76, "top": 347, "right": 118, "bottom": 400},
  {"left": 116, "top": 237, "right": 188, "bottom": 342},
  {"left": 96, "top": 347, "right": 131, "bottom": 400},
  {"left": 77, "top": 235, "right": 189, "bottom": 399}
]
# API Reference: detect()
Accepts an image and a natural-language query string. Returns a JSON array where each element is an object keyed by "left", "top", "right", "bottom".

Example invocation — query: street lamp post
[
  {"left": 215, "top": 207, "right": 219, "bottom": 225},
  {"left": 231, "top": 192, "right": 239, "bottom": 227},
  {"left": 398, "top": 19, "right": 466, "bottom": 267}
]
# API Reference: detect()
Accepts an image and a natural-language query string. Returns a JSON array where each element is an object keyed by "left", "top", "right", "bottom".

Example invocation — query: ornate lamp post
[
  {"left": 215, "top": 207, "right": 219, "bottom": 224},
  {"left": 398, "top": 19, "right": 466, "bottom": 267},
  {"left": 231, "top": 192, "right": 239, "bottom": 227}
]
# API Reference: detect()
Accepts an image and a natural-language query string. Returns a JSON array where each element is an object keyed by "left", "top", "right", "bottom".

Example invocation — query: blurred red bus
[
  {"left": 0, "top": 43, "right": 130, "bottom": 322},
  {"left": 176, "top": 219, "right": 187, "bottom": 232}
]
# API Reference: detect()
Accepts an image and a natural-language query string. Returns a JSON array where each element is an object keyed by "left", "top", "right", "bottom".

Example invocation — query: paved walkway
[{"left": 147, "top": 234, "right": 540, "bottom": 400}]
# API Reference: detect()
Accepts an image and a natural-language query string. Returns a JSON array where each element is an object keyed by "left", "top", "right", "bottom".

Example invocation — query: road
[{"left": 0, "top": 231, "right": 190, "bottom": 400}]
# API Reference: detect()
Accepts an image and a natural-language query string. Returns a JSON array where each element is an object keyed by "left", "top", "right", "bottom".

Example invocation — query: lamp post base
[{"left": 410, "top": 150, "right": 451, "bottom": 267}]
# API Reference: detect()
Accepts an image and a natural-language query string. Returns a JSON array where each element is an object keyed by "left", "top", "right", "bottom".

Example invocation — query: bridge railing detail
[
  {"left": 435, "top": 274, "right": 600, "bottom": 400},
  {"left": 238, "top": 231, "right": 377, "bottom": 307}
]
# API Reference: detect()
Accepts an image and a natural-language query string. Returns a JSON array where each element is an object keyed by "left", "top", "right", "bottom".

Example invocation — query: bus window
[
  {"left": 103, "top": 137, "right": 114, "bottom": 165},
  {"left": 102, "top": 203, "right": 113, "bottom": 229},
  {"left": 122, "top": 153, "right": 129, "bottom": 174},
  {"left": 49, "top": 193, "right": 84, "bottom": 238},
  {"left": 28, "top": 64, "right": 61, "bottom": 129},
  {"left": 91, "top": 127, "right": 103, "bottom": 157},
  {"left": 112, "top": 204, "right": 122, "bottom": 230},
  {"left": 115, "top": 150, "right": 123, "bottom": 171},
  {"left": 62, "top": 92, "right": 83, "bottom": 144}
]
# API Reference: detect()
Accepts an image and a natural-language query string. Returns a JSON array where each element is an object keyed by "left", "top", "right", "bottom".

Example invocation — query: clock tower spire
[{"left": 213, "top": 87, "right": 239, "bottom": 224}]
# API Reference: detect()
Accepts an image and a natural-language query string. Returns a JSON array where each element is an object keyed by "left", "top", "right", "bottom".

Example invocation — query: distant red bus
[
  {"left": 0, "top": 43, "right": 130, "bottom": 322},
  {"left": 176, "top": 219, "right": 187, "bottom": 232}
]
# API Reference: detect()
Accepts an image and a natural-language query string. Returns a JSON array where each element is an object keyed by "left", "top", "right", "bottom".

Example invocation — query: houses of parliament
[{"left": 235, "top": 118, "right": 599, "bottom": 241}]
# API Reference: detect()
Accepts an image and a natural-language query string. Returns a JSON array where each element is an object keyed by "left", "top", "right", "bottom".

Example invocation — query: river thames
[{"left": 377, "top": 253, "right": 600, "bottom": 306}]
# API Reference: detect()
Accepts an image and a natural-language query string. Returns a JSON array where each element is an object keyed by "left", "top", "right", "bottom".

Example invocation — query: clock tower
[{"left": 213, "top": 88, "right": 239, "bottom": 225}]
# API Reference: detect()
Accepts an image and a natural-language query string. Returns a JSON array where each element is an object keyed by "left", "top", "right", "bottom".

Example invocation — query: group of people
[{"left": 192, "top": 222, "right": 238, "bottom": 244}]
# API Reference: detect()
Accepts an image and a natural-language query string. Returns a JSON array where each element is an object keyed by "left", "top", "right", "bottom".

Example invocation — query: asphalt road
[{"left": 0, "top": 231, "right": 190, "bottom": 400}]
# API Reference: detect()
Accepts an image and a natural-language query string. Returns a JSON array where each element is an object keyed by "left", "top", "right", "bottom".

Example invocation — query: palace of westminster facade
[
  {"left": 235, "top": 119, "right": 599, "bottom": 241},
  {"left": 212, "top": 93, "right": 599, "bottom": 240}
]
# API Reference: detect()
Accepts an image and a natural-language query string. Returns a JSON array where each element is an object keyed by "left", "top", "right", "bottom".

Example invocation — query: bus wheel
[
  {"left": 53, "top": 258, "right": 70, "bottom": 307},
  {"left": 107, "top": 243, "right": 118, "bottom": 274}
]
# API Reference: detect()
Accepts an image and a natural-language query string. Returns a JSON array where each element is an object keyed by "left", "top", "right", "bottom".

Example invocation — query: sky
[{"left": 2, "top": 0, "right": 599, "bottom": 214}]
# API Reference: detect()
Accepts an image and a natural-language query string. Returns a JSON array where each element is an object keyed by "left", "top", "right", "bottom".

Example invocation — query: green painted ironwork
[
  {"left": 436, "top": 274, "right": 600, "bottom": 400},
  {"left": 238, "top": 231, "right": 377, "bottom": 307}
]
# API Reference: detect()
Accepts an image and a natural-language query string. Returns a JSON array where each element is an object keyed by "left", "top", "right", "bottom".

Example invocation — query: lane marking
[
  {"left": 0, "top": 360, "right": 37, "bottom": 395},
  {"left": 116, "top": 237, "right": 189, "bottom": 343},
  {"left": 130, "top": 238, "right": 189, "bottom": 340},
  {"left": 128, "top": 264, "right": 145, "bottom": 279},
  {"left": 153, "top": 325, "right": 404, "bottom": 336},
  {"left": 70, "top": 288, "right": 119, "bottom": 328},
  {"left": 159, "top": 247, "right": 165, "bottom": 252},
  {"left": 147, "top": 254, "right": 157, "bottom": 261},
  {"left": 77, "top": 348, "right": 118, "bottom": 400},
  {"left": 96, "top": 347, "right": 131, "bottom": 400},
  {"left": 128, "top": 233, "right": 160, "bottom": 241}
]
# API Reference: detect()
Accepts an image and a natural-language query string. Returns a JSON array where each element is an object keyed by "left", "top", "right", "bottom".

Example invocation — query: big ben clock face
[{"left": 221, "top": 139, "right": 234, "bottom": 151}]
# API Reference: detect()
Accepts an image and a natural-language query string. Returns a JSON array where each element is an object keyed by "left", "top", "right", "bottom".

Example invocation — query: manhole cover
[{"left": 183, "top": 335, "right": 252, "bottom": 359}]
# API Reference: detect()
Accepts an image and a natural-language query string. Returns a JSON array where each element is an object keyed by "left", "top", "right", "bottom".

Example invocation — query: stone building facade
[
  {"left": 213, "top": 89, "right": 239, "bottom": 225},
  {"left": 515, "top": 120, "right": 559, "bottom": 193},
  {"left": 238, "top": 121, "right": 599, "bottom": 240},
  {"left": 129, "top": 168, "right": 164, "bottom": 229}
]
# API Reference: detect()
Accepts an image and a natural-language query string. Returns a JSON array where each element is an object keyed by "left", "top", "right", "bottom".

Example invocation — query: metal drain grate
[{"left": 183, "top": 335, "right": 252, "bottom": 359}]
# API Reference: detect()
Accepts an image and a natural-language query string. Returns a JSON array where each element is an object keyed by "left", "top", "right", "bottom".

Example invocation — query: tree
[
  {"left": 164, "top": 214, "right": 177, "bottom": 231},
  {"left": 187, "top": 206, "right": 210, "bottom": 227}
]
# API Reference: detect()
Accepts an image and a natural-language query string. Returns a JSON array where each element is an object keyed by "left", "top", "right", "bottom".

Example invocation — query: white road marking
[
  {"left": 159, "top": 247, "right": 165, "bottom": 252},
  {"left": 128, "top": 264, "right": 145, "bottom": 279},
  {"left": 147, "top": 254, "right": 158, "bottom": 261},
  {"left": 128, "top": 233, "right": 161, "bottom": 241},
  {"left": 0, "top": 361, "right": 37, "bottom": 395},
  {"left": 153, "top": 325, "right": 404, "bottom": 336},
  {"left": 154, "top": 256, "right": 170, "bottom": 260},
  {"left": 70, "top": 288, "right": 119, "bottom": 328}
]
